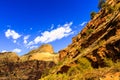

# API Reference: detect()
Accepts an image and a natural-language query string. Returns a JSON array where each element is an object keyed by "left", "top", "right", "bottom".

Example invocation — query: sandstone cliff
[
  {"left": 59, "top": 0, "right": 120, "bottom": 68},
  {"left": 0, "top": 44, "right": 57, "bottom": 80},
  {"left": 20, "top": 44, "right": 58, "bottom": 63},
  {"left": 28, "top": 44, "right": 54, "bottom": 54},
  {"left": 0, "top": 0, "right": 120, "bottom": 80},
  {"left": 0, "top": 52, "right": 19, "bottom": 63},
  {"left": 40, "top": 0, "right": 120, "bottom": 80},
  {"left": 0, "top": 60, "right": 55, "bottom": 80}
]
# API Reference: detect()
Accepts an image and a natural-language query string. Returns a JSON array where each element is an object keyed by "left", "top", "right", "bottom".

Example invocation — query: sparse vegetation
[
  {"left": 40, "top": 57, "right": 93, "bottom": 80},
  {"left": 98, "top": 0, "right": 105, "bottom": 9},
  {"left": 103, "top": 58, "right": 115, "bottom": 67},
  {"left": 102, "top": 2, "right": 115, "bottom": 13},
  {"left": 86, "top": 28, "right": 94, "bottom": 35},
  {"left": 40, "top": 59, "right": 120, "bottom": 80},
  {"left": 90, "top": 11, "right": 97, "bottom": 19},
  {"left": 1, "top": 0, "right": 120, "bottom": 80}
]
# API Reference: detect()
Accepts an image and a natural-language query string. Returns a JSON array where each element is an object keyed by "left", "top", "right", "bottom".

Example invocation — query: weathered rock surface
[
  {"left": 59, "top": 0, "right": 120, "bottom": 68},
  {"left": 0, "top": 60, "right": 56, "bottom": 80},
  {"left": 0, "top": 52, "right": 19, "bottom": 63},
  {"left": 20, "top": 44, "right": 58, "bottom": 63},
  {"left": 1, "top": 0, "right": 120, "bottom": 80},
  {"left": 28, "top": 44, "right": 54, "bottom": 54},
  {"left": 0, "top": 44, "right": 57, "bottom": 80},
  {"left": 40, "top": 1, "right": 120, "bottom": 79}
]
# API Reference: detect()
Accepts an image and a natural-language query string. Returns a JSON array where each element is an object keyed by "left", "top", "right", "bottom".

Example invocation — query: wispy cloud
[
  {"left": 12, "top": 48, "right": 21, "bottom": 53},
  {"left": 80, "top": 21, "right": 87, "bottom": 26},
  {"left": 23, "top": 35, "right": 30, "bottom": 44},
  {"left": 1, "top": 49, "right": 21, "bottom": 53},
  {"left": 27, "top": 22, "right": 73, "bottom": 47},
  {"left": 30, "top": 28, "right": 32, "bottom": 30},
  {"left": 1, "top": 50, "right": 8, "bottom": 53},
  {"left": 13, "top": 40, "right": 17, "bottom": 43},
  {"left": 50, "top": 24, "right": 54, "bottom": 30},
  {"left": 5, "top": 29, "right": 21, "bottom": 43},
  {"left": 29, "top": 46, "right": 38, "bottom": 49}
]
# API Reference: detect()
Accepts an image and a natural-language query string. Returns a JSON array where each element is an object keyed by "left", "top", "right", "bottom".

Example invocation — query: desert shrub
[
  {"left": 103, "top": 58, "right": 114, "bottom": 67},
  {"left": 90, "top": 12, "right": 97, "bottom": 19},
  {"left": 107, "top": 5, "right": 115, "bottom": 13},
  {"left": 115, "top": 3, "right": 120, "bottom": 11},
  {"left": 98, "top": 40, "right": 105, "bottom": 45},
  {"left": 86, "top": 28, "right": 94, "bottom": 35},
  {"left": 67, "top": 66, "right": 81, "bottom": 76},
  {"left": 114, "top": 61, "right": 120, "bottom": 69},
  {"left": 77, "top": 57, "right": 93, "bottom": 71},
  {"left": 57, "top": 61, "right": 63, "bottom": 66},
  {"left": 67, "top": 57, "right": 92, "bottom": 75},
  {"left": 40, "top": 73, "right": 69, "bottom": 80},
  {"left": 77, "top": 48, "right": 84, "bottom": 53},
  {"left": 103, "top": 2, "right": 115, "bottom": 13},
  {"left": 98, "top": 0, "right": 106, "bottom": 9},
  {"left": 65, "top": 57, "right": 93, "bottom": 79}
]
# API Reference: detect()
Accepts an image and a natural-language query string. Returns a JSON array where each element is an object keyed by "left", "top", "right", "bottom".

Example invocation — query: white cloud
[
  {"left": 12, "top": 48, "right": 21, "bottom": 53},
  {"left": 23, "top": 35, "right": 30, "bottom": 44},
  {"left": 1, "top": 50, "right": 7, "bottom": 53},
  {"left": 27, "top": 41, "right": 34, "bottom": 46},
  {"left": 80, "top": 21, "right": 87, "bottom": 26},
  {"left": 30, "top": 46, "right": 38, "bottom": 49},
  {"left": 30, "top": 28, "right": 32, "bottom": 30},
  {"left": 5, "top": 29, "right": 21, "bottom": 40},
  {"left": 13, "top": 40, "right": 17, "bottom": 43},
  {"left": 50, "top": 24, "right": 54, "bottom": 29},
  {"left": 27, "top": 22, "right": 73, "bottom": 46}
]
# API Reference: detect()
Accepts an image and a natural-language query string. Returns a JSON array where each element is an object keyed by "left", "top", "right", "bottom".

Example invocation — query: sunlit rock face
[
  {"left": 0, "top": 52, "right": 19, "bottom": 63},
  {"left": 0, "top": 44, "right": 57, "bottom": 80},
  {"left": 20, "top": 44, "right": 59, "bottom": 63},
  {"left": 59, "top": 0, "right": 120, "bottom": 68}
]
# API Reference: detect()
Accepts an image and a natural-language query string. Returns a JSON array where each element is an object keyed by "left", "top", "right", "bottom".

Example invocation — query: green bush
[
  {"left": 104, "top": 58, "right": 120, "bottom": 68},
  {"left": 67, "top": 66, "right": 80, "bottom": 76},
  {"left": 98, "top": 0, "right": 105, "bottom": 9},
  {"left": 77, "top": 57, "right": 93, "bottom": 70},
  {"left": 103, "top": 58, "right": 114, "bottom": 67},
  {"left": 90, "top": 12, "right": 96, "bottom": 19},
  {"left": 102, "top": 3, "right": 115, "bottom": 13},
  {"left": 86, "top": 28, "right": 94, "bottom": 35},
  {"left": 67, "top": 57, "right": 92, "bottom": 74},
  {"left": 40, "top": 73, "right": 69, "bottom": 80},
  {"left": 107, "top": 6, "right": 115, "bottom": 13}
]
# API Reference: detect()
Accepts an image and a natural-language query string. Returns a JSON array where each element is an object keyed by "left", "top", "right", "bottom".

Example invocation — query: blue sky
[{"left": 0, "top": 0, "right": 99, "bottom": 56}]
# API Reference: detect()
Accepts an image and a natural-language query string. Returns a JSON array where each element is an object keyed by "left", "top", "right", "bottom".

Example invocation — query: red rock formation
[{"left": 59, "top": 0, "right": 120, "bottom": 68}]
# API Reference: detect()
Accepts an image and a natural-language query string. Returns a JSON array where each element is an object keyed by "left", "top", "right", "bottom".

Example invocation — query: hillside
[
  {"left": 0, "top": 0, "right": 120, "bottom": 80},
  {"left": 0, "top": 44, "right": 58, "bottom": 80},
  {"left": 40, "top": 0, "right": 120, "bottom": 80},
  {"left": 20, "top": 44, "right": 58, "bottom": 63}
]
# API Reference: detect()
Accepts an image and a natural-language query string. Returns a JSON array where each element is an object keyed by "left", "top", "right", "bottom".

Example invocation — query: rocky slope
[
  {"left": 28, "top": 44, "right": 54, "bottom": 54},
  {"left": 41, "top": 0, "right": 120, "bottom": 80},
  {"left": 59, "top": 0, "right": 120, "bottom": 67},
  {"left": 0, "top": 44, "right": 57, "bottom": 80},
  {"left": 0, "top": 0, "right": 120, "bottom": 80},
  {"left": 20, "top": 44, "right": 58, "bottom": 63},
  {"left": 0, "top": 60, "right": 55, "bottom": 80},
  {"left": 0, "top": 52, "right": 19, "bottom": 63}
]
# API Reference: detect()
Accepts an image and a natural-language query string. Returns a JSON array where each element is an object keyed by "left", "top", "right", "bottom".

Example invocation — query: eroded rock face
[
  {"left": 59, "top": 1, "right": 120, "bottom": 68},
  {"left": 28, "top": 44, "right": 54, "bottom": 54},
  {"left": 0, "top": 52, "right": 19, "bottom": 63},
  {"left": 20, "top": 44, "right": 59, "bottom": 63},
  {"left": 38, "top": 44, "right": 54, "bottom": 54},
  {"left": 0, "top": 60, "right": 56, "bottom": 80},
  {"left": 0, "top": 45, "right": 57, "bottom": 80}
]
